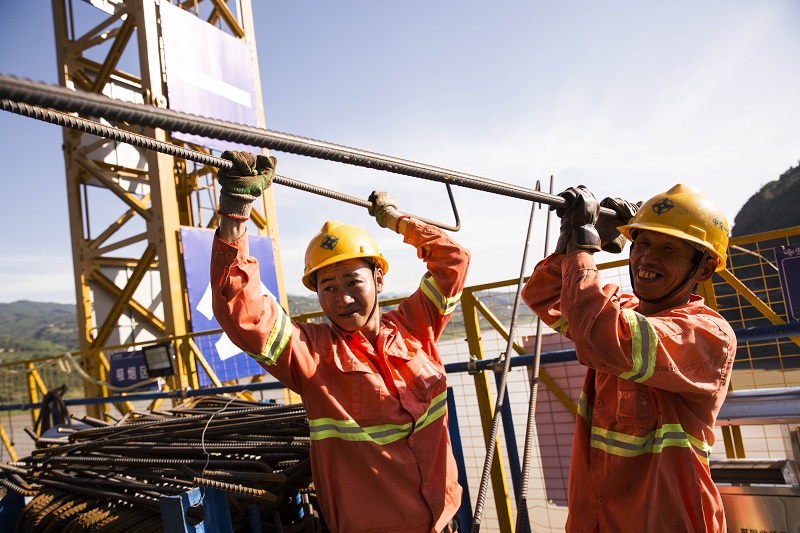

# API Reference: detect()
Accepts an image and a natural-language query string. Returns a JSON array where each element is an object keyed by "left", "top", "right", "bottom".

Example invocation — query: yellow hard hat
[
  {"left": 618, "top": 184, "right": 729, "bottom": 271},
  {"left": 302, "top": 221, "right": 389, "bottom": 292}
]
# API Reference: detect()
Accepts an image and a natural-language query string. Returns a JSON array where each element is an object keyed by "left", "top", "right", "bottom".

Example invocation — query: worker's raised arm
[{"left": 216, "top": 150, "right": 276, "bottom": 243}]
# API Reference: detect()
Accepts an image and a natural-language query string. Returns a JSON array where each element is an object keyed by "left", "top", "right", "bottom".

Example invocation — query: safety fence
[{"left": 2, "top": 226, "right": 800, "bottom": 531}]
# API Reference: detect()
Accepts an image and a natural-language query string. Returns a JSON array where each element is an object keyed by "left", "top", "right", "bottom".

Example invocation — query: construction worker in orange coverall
[
  {"left": 523, "top": 184, "right": 736, "bottom": 532},
  {"left": 209, "top": 151, "right": 470, "bottom": 533}
]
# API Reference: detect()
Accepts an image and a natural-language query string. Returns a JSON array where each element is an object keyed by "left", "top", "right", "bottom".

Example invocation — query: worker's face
[
  {"left": 629, "top": 230, "right": 714, "bottom": 311},
  {"left": 316, "top": 258, "right": 384, "bottom": 333}
]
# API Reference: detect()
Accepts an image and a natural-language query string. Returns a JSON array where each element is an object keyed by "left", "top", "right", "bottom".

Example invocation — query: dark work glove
[
  {"left": 217, "top": 150, "right": 277, "bottom": 220},
  {"left": 368, "top": 191, "right": 404, "bottom": 233},
  {"left": 597, "top": 197, "right": 642, "bottom": 253},
  {"left": 553, "top": 187, "right": 579, "bottom": 254},
  {"left": 553, "top": 185, "right": 601, "bottom": 253}
]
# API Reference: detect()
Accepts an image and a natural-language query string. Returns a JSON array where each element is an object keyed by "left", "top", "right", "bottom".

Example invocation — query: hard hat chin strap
[
  {"left": 340, "top": 262, "right": 380, "bottom": 334},
  {"left": 630, "top": 246, "right": 709, "bottom": 306},
  {"left": 364, "top": 264, "right": 380, "bottom": 325}
]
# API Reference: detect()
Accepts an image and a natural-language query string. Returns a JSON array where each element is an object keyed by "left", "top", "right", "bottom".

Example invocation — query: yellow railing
[{"left": 1, "top": 225, "right": 798, "bottom": 525}]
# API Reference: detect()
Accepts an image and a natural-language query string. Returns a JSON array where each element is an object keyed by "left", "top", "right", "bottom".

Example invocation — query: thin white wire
[{"left": 197, "top": 391, "right": 251, "bottom": 505}]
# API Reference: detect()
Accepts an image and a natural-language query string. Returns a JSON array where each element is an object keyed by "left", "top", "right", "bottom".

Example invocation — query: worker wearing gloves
[
  {"left": 210, "top": 151, "right": 470, "bottom": 533},
  {"left": 522, "top": 184, "right": 736, "bottom": 532}
]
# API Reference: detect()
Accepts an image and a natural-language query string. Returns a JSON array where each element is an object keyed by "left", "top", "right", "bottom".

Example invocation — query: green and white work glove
[
  {"left": 368, "top": 191, "right": 405, "bottom": 233},
  {"left": 217, "top": 150, "right": 277, "bottom": 220},
  {"left": 597, "top": 197, "right": 641, "bottom": 254}
]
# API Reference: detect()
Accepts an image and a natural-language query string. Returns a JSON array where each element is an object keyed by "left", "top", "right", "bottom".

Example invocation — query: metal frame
[
  {"left": 2, "top": 238, "right": 800, "bottom": 525},
  {"left": 49, "top": 0, "right": 284, "bottom": 417}
]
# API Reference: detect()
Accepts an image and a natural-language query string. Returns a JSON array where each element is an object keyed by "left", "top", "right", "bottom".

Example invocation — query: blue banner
[{"left": 180, "top": 227, "right": 280, "bottom": 385}]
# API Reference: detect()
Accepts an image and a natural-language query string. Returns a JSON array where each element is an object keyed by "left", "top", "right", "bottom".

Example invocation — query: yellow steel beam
[
  {"left": 729, "top": 226, "right": 800, "bottom": 247},
  {"left": 188, "top": 338, "right": 222, "bottom": 388},
  {"left": 472, "top": 297, "right": 577, "bottom": 416},
  {"left": 75, "top": 156, "right": 153, "bottom": 219},
  {"left": 70, "top": 4, "right": 128, "bottom": 53},
  {"left": 92, "top": 244, "right": 158, "bottom": 348},
  {"left": 209, "top": 0, "right": 245, "bottom": 37},
  {"left": 718, "top": 268, "right": 800, "bottom": 348},
  {"left": 91, "top": 271, "right": 167, "bottom": 332},
  {"left": 460, "top": 290, "right": 514, "bottom": 532},
  {"left": 721, "top": 425, "right": 746, "bottom": 459},
  {"left": 88, "top": 206, "right": 144, "bottom": 251},
  {"left": 25, "top": 362, "right": 44, "bottom": 427},
  {"left": 0, "top": 422, "right": 18, "bottom": 462},
  {"left": 91, "top": 15, "right": 136, "bottom": 93}
]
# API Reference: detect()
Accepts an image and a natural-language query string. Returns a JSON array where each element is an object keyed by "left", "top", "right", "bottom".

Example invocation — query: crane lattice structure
[{"left": 50, "top": 0, "right": 285, "bottom": 417}]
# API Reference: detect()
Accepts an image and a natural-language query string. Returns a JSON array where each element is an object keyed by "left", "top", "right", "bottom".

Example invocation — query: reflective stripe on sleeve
[
  {"left": 309, "top": 390, "right": 448, "bottom": 444},
  {"left": 590, "top": 423, "right": 713, "bottom": 464},
  {"left": 247, "top": 304, "right": 291, "bottom": 366},
  {"left": 577, "top": 391, "right": 593, "bottom": 426},
  {"left": 618, "top": 308, "right": 657, "bottom": 383},
  {"left": 420, "top": 274, "right": 461, "bottom": 316},
  {"left": 550, "top": 316, "right": 569, "bottom": 336}
]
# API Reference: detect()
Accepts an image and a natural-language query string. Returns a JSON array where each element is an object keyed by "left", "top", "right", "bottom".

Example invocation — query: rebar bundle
[{"left": 0, "top": 396, "right": 322, "bottom": 532}]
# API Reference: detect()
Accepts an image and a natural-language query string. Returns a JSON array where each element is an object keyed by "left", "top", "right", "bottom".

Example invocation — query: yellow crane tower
[{"left": 50, "top": 0, "right": 285, "bottom": 417}]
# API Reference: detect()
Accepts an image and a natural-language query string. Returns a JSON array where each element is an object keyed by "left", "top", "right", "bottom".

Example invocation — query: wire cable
[
  {"left": 0, "top": 74, "right": 619, "bottom": 216},
  {"left": 0, "top": 98, "right": 460, "bottom": 231},
  {"left": 514, "top": 176, "right": 555, "bottom": 532},
  {"left": 470, "top": 182, "right": 540, "bottom": 533}
]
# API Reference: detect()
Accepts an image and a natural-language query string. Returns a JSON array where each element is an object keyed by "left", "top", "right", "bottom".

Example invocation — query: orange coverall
[
  {"left": 522, "top": 251, "right": 736, "bottom": 532},
  {"left": 211, "top": 219, "right": 470, "bottom": 533}
]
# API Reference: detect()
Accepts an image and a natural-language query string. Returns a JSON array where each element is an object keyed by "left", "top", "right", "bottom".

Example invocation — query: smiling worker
[
  {"left": 210, "top": 151, "right": 470, "bottom": 533},
  {"left": 522, "top": 184, "right": 736, "bottom": 532}
]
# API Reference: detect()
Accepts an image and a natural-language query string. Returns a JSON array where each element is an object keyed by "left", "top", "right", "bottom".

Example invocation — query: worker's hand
[
  {"left": 368, "top": 191, "right": 405, "bottom": 233},
  {"left": 553, "top": 185, "right": 601, "bottom": 253},
  {"left": 216, "top": 150, "right": 277, "bottom": 220},
  {"left": 597, "top": 197, "right": 641, "bottom": 254},
  {"left": 553, "top": 188, "right": 576, "bottom": 254}
]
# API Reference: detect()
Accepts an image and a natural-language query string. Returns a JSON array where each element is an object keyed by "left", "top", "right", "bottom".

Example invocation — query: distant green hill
[
  {"left": 732, "top": 162, "right": 800, "bottom": 236},
  {"left": 286, "top": 294, "right": 323, "bottom": 316},
  {"left": 0, "top": 301, "right": 79, "bottom": 362}
]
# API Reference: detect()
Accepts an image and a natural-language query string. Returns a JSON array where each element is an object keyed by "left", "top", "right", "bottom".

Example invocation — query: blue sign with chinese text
[
  {"left": 777, "top": 246, "right": 800, "bottom": 322},
  {"left": 108, "top": 350, "right": 157, "bottom": 390}
]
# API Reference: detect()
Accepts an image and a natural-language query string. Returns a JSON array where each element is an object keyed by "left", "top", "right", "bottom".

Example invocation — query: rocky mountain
[{"left": 731, "top": 162, "right": 800, "bottom": 237}]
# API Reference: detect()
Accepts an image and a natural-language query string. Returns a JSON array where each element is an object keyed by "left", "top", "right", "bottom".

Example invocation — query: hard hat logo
[
  {"left": 652, "top": 198, "right": 675, "bottom": 216},
  {"left": 321, "top": 235, "right": 339, "bottom": 251}
]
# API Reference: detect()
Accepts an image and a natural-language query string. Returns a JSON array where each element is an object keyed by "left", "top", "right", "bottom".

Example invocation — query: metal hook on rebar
[{"left": 0, "top": 98, "right": 461, "bottom": 231}]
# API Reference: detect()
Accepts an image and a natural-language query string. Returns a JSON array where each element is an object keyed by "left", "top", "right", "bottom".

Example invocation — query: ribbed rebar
[
  {"left": 470, "top": 181, "right": 540, "bottom": 533},
  {"left": 4, "top": 395, "right": 318, "bottom": 531},
  {"left": 0, "top": 74, "right": 619, "bottom": 217},
  {"left": 0, "top": 98, "right": 460, "bottom": 230},
  {"left": 192, "top": 477, "right": 278, "bottom": 503}
]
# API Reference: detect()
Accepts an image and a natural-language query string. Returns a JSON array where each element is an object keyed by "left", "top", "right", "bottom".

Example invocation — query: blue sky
[{"left": 1, "top": 1, "right": 799, "bottom": 303}]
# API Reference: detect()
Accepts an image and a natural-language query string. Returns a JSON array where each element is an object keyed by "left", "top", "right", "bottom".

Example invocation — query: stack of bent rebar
[{"left": 0, "top": 396, "right": 321, "bottom": 532}]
